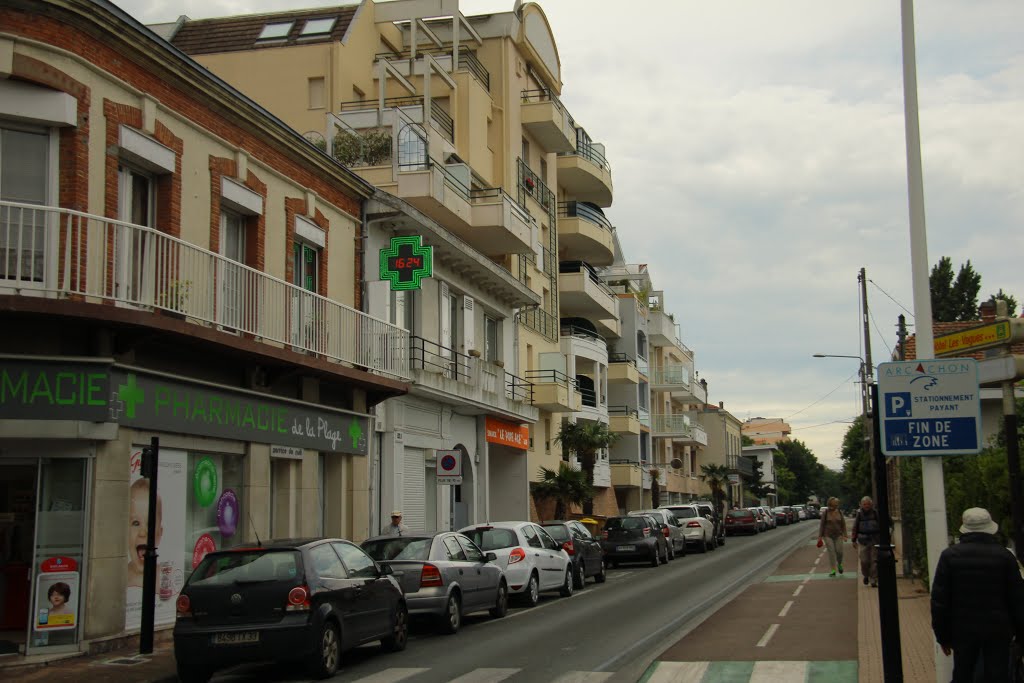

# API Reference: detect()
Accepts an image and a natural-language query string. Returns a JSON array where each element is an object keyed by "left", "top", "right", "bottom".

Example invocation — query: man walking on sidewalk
[
  {"left": 931, "top": 507, "right": 1024, "bottom": 683},
  {"left": 851, "top": 496, "right": 880, "bottom": 587}
]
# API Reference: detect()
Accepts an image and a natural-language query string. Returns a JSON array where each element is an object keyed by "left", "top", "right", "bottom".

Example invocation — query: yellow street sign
[{"left": 934, "top": 320, "right": 1019, "bottom": 357}]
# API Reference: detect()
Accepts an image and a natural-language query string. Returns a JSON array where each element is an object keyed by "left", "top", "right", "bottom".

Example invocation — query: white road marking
[
  {"left": 644, "top": 661, "right": 710, "bottom": 683},
  {"left": 756, "top": 623, "right": 780, "bottom": 648},
  {"left": 750, "top": 660, "right": 807, "bottom": 681},
  {"left": 808, "top": 565, "right": 817, "bottom": 574},
  {"left": 802, "top": 577, "right": 810, "bottom": 584},
  {"left": 778, "top": 600, "right": 793, "bottom": 617},
  {"left": 813, "top": 557, "right": 821, "bottom": 565},
  {"left": 446, "top": 668, "right": 520, "bottom": 683},
  {"left": 607, "top": 571, "right": 633, "bottom": 580},
  {"left": 793, "top": 585, "right": 804, "bottom": 597},
  {"left": 550, "top": 671, "right": 616, "bottom": 682},
  {"left": 349, "top": 668, "right": 430, "bottom": 683}
]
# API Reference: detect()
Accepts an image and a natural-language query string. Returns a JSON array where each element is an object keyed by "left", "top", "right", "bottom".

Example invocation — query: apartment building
[
  {"left": 162, "top": 0, "right": 618, "bottom": 526},
  {"left": 742, "top": 416, "right": 792, "bottom": 445},
  {"left": 742, "top": 444, "right": 778, "bottom": 506},
  {"left": 697, "top": 403, "right": 750, "bottom": 507},
  {"left": 0, "top": 0, "right": 409, "bottom": 657}
]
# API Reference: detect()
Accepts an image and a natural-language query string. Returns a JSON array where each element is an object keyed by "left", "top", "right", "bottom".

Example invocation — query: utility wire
[
  {"left": 791, "top": 417, "right": 859, "bottom": 431},
  {"left": 785, "top": 369, "right": 860, "bottom": 421},
  {"left": 869, "top": 279, "right": 915, "bottom": 318},
  {"left": 869, "top": 308, "right": 894, "bottom": 359}
]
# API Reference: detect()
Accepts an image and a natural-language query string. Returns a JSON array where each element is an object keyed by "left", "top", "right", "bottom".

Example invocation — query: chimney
[
  {"left": 719, "top": 401, "right": 724, "bottom": 409},
  {"left": 979, "top": 300, "right": 997, "bottom": 322}
]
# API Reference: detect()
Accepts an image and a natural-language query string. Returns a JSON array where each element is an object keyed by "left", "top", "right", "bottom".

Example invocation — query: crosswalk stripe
[
  {"left": 349, "top": 668, "right": 431, "bottom": 683},
  {"left": 549, "top": 671, "right": 615, "bottom": 682},
  {"left": 749, "top": 660, "right": 806, "bottom": 682},
  {"left": 445, "top": 668, "right": 520, "bottom": 683},
  {"left": 643, "top": 661, "right": 709, "bottom": 683}
]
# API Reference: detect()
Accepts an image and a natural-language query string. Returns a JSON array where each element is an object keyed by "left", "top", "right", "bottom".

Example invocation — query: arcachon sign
[{"left": 0, "top": 360, "right": 369, "bottom": 455}]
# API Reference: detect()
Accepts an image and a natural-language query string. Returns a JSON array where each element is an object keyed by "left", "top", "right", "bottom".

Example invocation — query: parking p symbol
[{"left": 886, "top": 392, "right": 912, "bottom": 417}]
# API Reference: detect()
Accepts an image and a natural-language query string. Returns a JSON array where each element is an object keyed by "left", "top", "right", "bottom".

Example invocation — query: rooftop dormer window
[
  {"left": 301, "top": 18, "right": 336, "bottom": 36},
  {"left": 257, "top": 21, "right": 293, "bottom": 40}
]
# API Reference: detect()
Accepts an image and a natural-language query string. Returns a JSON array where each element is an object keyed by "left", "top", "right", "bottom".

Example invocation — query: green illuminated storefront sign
[
  {"left": 0, "top": 361, "right": 369, "bottom": 455},
  {"left": 380, "top": 235, "right": 432, "bottom": 291}
]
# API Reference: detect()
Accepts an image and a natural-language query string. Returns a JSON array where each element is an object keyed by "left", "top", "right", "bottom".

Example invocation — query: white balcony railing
[{"left": 0, "top": 201, "right": 410, "bottom": 380}]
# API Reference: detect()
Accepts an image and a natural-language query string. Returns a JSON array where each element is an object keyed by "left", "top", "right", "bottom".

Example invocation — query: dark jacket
[
  {"left": 851, "top": 508, "right": 881, "bottom": 543},
  {"left": 930, "top": 533, "right": 1024, "bottom": 648}
]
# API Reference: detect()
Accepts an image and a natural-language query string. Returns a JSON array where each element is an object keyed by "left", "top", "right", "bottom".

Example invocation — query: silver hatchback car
[{"left": 361, "top": 532, "right": 507, "bottom": 635}]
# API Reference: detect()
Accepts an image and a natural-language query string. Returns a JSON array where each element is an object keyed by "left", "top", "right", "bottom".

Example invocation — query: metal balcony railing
[
  {"left": 524, "top": 369, "right": 576, "bottom": 388},
  {"left": 0, "top": 201, "right": 410, "bottom": 379},
  {"left": 728, "top": 454, "right": 755, "bottom": 477},
  {"left": 559, "top": 127, "right": 611, "bottom": 172},
  {"left": 651, "top": 413, "right": 693, "bottom": 435},
  {"left": 608, "top": 405, "right": 638, "bottom": 418},
  {"left": 337, "top": 95, "right": 453, "bottom": 143},
  {"left": 557, "top": 201, "right": 613, "bottom": 233},
  {"left": 559, "top": 323, "right": 606, "bottom": 345},
  {"left": 558, "top": 261, "right": 615, "bottom": 297},
  {"left": 377, "top": 46, "right": 490, "bottom": 91},
  {"left": 505, "top": 371, "right": 533, "bottom": 404},
  {"left": 516, "top": 158, "right": 555, "bottom": 220},
  {"left": 410, "top": 335, "right": 472, "bottom": 380}
]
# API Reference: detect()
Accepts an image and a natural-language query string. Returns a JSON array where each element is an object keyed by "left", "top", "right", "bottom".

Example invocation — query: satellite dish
[{"left": 670, "top": 458, "right": 683, "bottom": 469}]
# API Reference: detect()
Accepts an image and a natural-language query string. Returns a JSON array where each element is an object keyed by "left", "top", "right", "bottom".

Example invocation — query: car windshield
[
  {"left": 188, "top": 549, "right": 300, "bottom": 586},
  {"left": 362, "top": 537, "right": 431, "bottom": 561},
  {"left": 606, "top": 517, "right": 645, "bottom": 530},
  {"left": 542, "top": 525, "right": 570, "bottom": 542},
  {"left": 462, "top": 528, "right": 518, "bottom": 551},
  {"left": 728, "top": 510, "right": 753, "bottom": 519}
]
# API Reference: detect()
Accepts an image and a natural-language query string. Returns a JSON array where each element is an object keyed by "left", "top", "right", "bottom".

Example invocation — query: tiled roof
[
  {"left": 171, "top": 6, "right": 357, "bottom": 55},
  {"left": 898, "top": 317, "right": 1024, "bottom": 360}
]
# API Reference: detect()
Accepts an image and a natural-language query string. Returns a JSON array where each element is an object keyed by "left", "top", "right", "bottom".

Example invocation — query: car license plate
[
  {"left": 212, "top": 631, "right": 259, "bottom": 645},
  {"left": 616, "top": 545, "right": 635, "bottom": 552}
]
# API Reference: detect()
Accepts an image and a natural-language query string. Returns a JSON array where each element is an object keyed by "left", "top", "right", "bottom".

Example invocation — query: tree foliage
[
  {"left": 532, "top": 463, "right": 592, "bottom": 521},
  {"left": 554, "top": 421, "right": 618, "bottom": 514},
  {"left": 986, "top": 289, "right": 1019, "bottom": 317},
  {"left": 699, "top": 464, "right": 730, "bottom": 516},
  {"left": 773, "top": 439, "right": 826, "bottom": 503},
  {"left": 747, "top": 459, "right": 771, "bottom": 500},
  {"left": 839, "top": 415, "right": 871, "bottom": 508},
  {"left": 930, "top": 256, "right": 981, "bottom": 322}
]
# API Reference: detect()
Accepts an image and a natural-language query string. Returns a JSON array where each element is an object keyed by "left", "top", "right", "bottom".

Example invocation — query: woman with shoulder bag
[{"left": 818, "top": 497, "right": 848, "bottom": 577}]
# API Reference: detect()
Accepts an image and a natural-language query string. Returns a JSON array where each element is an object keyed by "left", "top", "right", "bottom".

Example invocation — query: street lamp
[{"left": 812, "top": 353, "right": 876, "bottom": 503}]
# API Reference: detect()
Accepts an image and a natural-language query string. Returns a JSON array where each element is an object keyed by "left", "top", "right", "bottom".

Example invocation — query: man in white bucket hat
[{"left": 931, "top": 507, "right": 1024, "bottom": 682}]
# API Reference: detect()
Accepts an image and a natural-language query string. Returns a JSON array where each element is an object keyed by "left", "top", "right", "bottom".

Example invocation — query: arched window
[{"left": 397, "top": 123, "right": 427, "bottom": 169}]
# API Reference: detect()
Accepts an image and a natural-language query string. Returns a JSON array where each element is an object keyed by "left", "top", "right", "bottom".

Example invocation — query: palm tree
[
  {"left": 532, "top": 463, "right": 592, "bottom": 521},
  {"left": 699, "top": 463, "right": 730, "bottom": 517},
  {"left": 554, "top": 421, "right": 619, "bottom": 514}
]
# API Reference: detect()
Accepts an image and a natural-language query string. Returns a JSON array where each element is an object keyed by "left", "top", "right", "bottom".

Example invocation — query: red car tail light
[
  {"left": 508, "top": 547, "right": 527, "bottom": 565},
  {"left": 420, "top": 564, "right": 444, "bottom": 587},
  {"left": 601, "top": 530, "right": 608, "bottom": 540},
  {"left": 286, "top": 585, "right": 311, "bottom": 612},
  {"left": 176, "top": 593, "right": 191, "bottom": 617},
  {"left": 562, "top": 541, "right": 575, "bottom": 555},
  {"left": 687, "top": 521, "right": 702, "bottom": 528},
  {"left": 662, "top": 527, "right": 670, "bottom": 538},
  {"left": 642, "top": 527, "right": 651, "bottom": 537}
]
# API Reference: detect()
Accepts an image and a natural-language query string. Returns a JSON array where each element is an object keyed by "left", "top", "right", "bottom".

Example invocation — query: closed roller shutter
[{"left": 402, "top": 447, "right": 425, "bottom": 531}]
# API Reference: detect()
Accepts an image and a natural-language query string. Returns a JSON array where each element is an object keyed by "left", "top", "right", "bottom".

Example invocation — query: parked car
[
  {"left": 774, "top": 506, "right": 792, "bottom": 526},
  {"left": 628, "top": 509, "right": 687, "bottom": 559},
  {"left": 746, "top": 507, "right": 768, "bottom": 533},
  {"left": 459, "top": 522, "right": 573, "bottom": 607},
  {"left": 541, "top": 520, "right": 607, "bottom": 587},
  {"left": 793, "top": 505, "right": 807, "bottom": 521},
  {"left": 660, "top": 504, "right": 716, "bottom": 552},
  {"left": 759, "top": 506, "right": 777, "bottom": 529},
  {"left": 725, "top": 508, "right": 759, "bottom": 536},
  {"left": 694, "top": 501, "right": 725, "bottom": 546},
  {"left": 600, "top": 515, "right": 669, "bottom": 567},
  {"left": 173, "top": 538, "right": 407, "bottom": 683},
  {"left": 361, "top": 532, "right": 506, "bottom": 635},
  {"left": 806, "top": 505, "right": 821, "bottom": 519}
]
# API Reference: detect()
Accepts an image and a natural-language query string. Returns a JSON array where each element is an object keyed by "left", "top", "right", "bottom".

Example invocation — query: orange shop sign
[{"left": 485, "top": 417, "right": 529, "bottom": 449}]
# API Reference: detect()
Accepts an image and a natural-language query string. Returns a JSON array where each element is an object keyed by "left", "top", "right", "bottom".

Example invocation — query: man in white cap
[
  {"left": 384, "top": 510, "right": 409, "bottom": 536},
  {"left": 931, "top": 507, "right": 1024, "bottom": 682}
]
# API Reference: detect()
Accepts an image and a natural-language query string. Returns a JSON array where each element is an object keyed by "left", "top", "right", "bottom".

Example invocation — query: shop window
[{"left": 185, "top": 452, "right": 244, "bottom": 570}]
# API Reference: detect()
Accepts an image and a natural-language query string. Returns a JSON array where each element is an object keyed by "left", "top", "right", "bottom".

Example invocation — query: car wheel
[
  {"left": 572, "top": 560, "right": 585, "bottom": 589},
  {"left": 439, "top": 592, "right": 461, "bottom": 635},
  {"left": 489, "top": 580, "right": 508, "bottom": 618},
  {"left": 307, "top": 620, "right": 341, "bottom": 679},
  {"left": 700, "top": 535, "right": 709, "bottom": 553},
  {"left": 718, "top": 534, "right": 725, "bottom": 546},
  {"left": 662, "top": 543, "right": 670, "bottom": 564},
  {"left": 650, "top": 547, "right": 661, "bottom": 567},
  {"left": 610, "top": 560, "right": 619, "bottom": 569},
  {"left": 667, "top": 542, "right": 675, "bottom": 561},
  {"left": 560, "top": 567, "right": 574, "bottom": 597},
  {"left": 176, "top": 662, "right": 212, "bottom": 683},
  {"left": 710, "top": 534, "right": 718, "bottom": 550},
  {"left": 520, "top": 572, "right": 540, "bottom": 607},
  {"left": 594, "top": 558, "right": 607, "bottom": 583},
  {"left": 380, "top": 603, "right": 409, "bottom": 652}
]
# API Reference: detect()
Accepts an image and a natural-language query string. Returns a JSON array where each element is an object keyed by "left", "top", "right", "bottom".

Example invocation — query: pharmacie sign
[{"left": 0, "top": 360, "right": 369, "bottom": 455}]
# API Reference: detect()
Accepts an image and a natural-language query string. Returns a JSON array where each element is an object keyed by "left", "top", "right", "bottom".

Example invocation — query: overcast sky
[{"left": 119, "top": 0, "right": 1024, "bottom": 470}]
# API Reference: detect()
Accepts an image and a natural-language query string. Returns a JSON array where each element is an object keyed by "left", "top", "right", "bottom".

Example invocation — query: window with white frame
[
  {"left": 115, "top": 165, "right": 156, "bottom": 303},
  {"left": 484, "top": 314, "right": 499, "bottom": 362},
  {"left": 0, "top": 125, "right": 52, "bottom": 284},
  {"left": 218, "top": 209, "right": 247, "bottom": 328}
]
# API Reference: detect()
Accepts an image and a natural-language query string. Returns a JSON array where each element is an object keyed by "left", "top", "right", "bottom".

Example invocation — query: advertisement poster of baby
[{"left": 125, "top": 446, "right": 186, "bottom": 631}]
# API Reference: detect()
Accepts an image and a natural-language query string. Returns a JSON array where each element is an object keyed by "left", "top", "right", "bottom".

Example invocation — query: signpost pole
[
  {"left": 871, "top": 385, "right": 904, "bottom": 682},
  {"left": 139, "top": 436, "right": 159, "bottom": 656},
  {"left": 450, "top": 485, "right": 456, "bottom": 532},
  {"left": 1004, "top": 379, "right": 1024, "bottom": 561}
]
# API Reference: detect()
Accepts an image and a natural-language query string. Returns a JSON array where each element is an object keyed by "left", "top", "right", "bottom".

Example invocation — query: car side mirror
[{"left": 485, "top": 552, "right": 497, "bottom": 562}]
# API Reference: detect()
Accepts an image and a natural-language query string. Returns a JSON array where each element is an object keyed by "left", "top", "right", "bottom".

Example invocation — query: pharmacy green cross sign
[{"left": 380, "top": 235, "right": 432, "bottom": 291}]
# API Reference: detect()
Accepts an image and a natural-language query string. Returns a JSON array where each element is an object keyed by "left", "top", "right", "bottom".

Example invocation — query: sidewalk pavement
[{"left": 858, "top": 571, "right": 937, "bottom": 683}]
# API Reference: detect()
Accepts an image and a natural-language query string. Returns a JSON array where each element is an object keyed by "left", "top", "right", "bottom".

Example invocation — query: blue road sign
[{"left": 877, "top": 359, "right": 982, "bottom": 456}]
